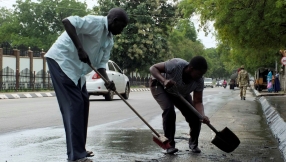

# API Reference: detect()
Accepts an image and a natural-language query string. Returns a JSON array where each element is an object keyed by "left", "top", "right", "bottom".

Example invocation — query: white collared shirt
[{"left": 45, "top": 15, "right": 114, "bottom": 88}]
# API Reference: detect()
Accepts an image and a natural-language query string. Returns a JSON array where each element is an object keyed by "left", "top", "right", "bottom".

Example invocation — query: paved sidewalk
[
  {"left": 0, "top": 88, "right": 150, "bottom": 99},
  {"left": 253, "top": 88, "right": 286, "bottom": 160}
]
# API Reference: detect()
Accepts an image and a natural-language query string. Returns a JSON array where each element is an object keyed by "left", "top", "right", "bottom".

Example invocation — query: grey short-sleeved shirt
[{"left": 164, "top": 58, "right": 204, "bottom": 96}]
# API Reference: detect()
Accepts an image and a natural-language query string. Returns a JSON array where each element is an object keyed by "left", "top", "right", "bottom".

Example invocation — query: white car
[
  {"left": 85, "top": 60, "right": 130, "bottom": 101},
  {"left": 204, "top": 78, "right": 213, "bottom": 88}
]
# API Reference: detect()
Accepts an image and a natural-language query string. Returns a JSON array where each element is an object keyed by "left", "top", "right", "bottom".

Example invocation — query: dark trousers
[
  {"left": 47, "top": 58, "right": 89, "bottom": 160},
  {"left": 149, "top": 79, "right": 202, "bottom": 148}
]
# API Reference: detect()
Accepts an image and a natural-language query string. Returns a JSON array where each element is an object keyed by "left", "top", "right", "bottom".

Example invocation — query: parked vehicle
[
  {"left": 85, "top": 60, "right": 130, "bottom": 101},
  {"left": 229, "top": 69, "right": 239, "bottom": 89},
  {"left": 254, "top": 67, "right": 274, "bottom": 91},
  {"left": 204, "top": 78, "right": 213, "bottom": 88}
]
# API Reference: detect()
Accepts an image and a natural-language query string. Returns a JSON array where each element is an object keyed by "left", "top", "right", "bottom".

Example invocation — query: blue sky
[{"left": 0, "top": 0, "right": 217, "bottom": 48}]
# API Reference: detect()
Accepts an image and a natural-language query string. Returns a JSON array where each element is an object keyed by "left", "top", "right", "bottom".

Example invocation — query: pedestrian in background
[
  {"left": 274, "top": 72, "right": 281, "bottom": 93},
  {"left": 237, "top": 65, "right": 249, "bottom": 100},
  {"left": 267, "top": 70, "right": 273, "bottom": 92},
  {"left": 45, "top": 8, "right": 128, "bottom": 162}
]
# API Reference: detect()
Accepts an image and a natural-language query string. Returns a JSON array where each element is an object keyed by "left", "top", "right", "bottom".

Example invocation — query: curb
[
  {"left": 130, "top": 88, "right": 150, "bottom": 92},
  {"left": 253, "top": 88, "right": 286, "bottom": 161},
  {"left": 0, "top": 88, "right": 150, "bottom": 99},
  {"left": 0, "top": 92, "right": 56, "bottom": 99}
]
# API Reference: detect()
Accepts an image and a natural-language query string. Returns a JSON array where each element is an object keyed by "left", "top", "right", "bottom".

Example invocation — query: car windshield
[{"left": 204, "top": 78, "right": 212, "bottom": 82}]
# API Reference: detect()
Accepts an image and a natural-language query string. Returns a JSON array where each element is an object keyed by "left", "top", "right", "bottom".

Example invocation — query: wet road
[{"left": 0, "top": 87, "right": 284, "bottom": 162}]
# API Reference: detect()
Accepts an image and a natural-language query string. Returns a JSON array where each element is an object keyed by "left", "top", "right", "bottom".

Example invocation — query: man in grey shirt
[{"left": 149, "top": 56, "right": 210, "bottom": 154}]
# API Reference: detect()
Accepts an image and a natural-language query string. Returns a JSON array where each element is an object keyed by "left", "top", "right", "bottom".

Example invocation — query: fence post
[
  {"left": 48, "top": 71, "right": 50, "bottom": 90},
  {"left": 33, "top": 71, "right": 35, "bottom": 90},
  {"left": 28, "top": 49, "right": 33, "bottom": 89},
  {"left": 41, "top": 50, "right": 46, "bottom": 89},
  {"left": 14, "top": 49, "right": 20, "bottom": 91},
  {"left": 0, "top": 48, "right": 3, "bottom": 90}
]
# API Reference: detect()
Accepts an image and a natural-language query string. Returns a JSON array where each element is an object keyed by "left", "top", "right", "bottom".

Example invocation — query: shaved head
[
  {"left": 107, "top": 8, "right": 128, "bottom": 24},
  {"left": 107, "top": 8, "right": 128, "bottom": 35}
]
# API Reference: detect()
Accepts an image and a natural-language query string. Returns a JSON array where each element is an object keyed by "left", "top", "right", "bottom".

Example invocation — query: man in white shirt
[{"left": 45, "top": 8, "right": 128, "bottom": 162}]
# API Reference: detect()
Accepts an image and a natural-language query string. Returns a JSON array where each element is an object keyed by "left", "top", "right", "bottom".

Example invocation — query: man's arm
[
  {"left": 97, "top": 68, "right": 109, "bottom": 81},
  {"left": 62, "top": 18, "right": 91, "bottom": 64},
  {"left": 193, "top": 91, "right": 210, "bottom": 124},
  {"left": 149, "top": 62, "right": 166, "bottom": 83},
  {"left": 193, "top": 91, "right": 205, "bottom": 116},
  {"left": 149, "top": 62, "right": 175, "bottom": 88},
  {"left": 97, "top": 68, "right": 116, "bottom": 91}
]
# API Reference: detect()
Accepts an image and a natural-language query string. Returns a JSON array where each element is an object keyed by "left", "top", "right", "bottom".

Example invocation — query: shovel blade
[{"left": 211, "top": 127, "right": 240, "bottom": 153}]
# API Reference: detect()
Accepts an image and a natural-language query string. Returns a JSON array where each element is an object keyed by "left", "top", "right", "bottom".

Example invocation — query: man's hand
[
  {"left": 78, "top": 48, "right": 91, "bottom": 65},
  {"left": 104, "top": 80, "right": 116, "bottom": 91},
  {"left": 163, "top": 79, "right": 176, "bottom": 89},
  {"left": 201, "top": 115, "right": 210, "bottom": 124}
]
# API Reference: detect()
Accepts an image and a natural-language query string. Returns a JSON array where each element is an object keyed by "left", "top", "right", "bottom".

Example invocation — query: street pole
[
  {"left": 276, "top": 60, "right": 277, "bottom": 72},
  {"left": 284, "top": 65, "right": 286, "bottom": 92}
]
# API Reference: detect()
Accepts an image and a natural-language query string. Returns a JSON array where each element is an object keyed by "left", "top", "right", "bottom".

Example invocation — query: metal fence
[
  {"left": 128, "top": 76, "right": 150, "bottom": 87},
  {"left": 1, "top": 42, "right": 42, "bottom": 57},
  {"left": 0, "top": 70, "right": 151, "bottom": 92},
  {"left": 0, "top": 67, "right": 53, "bottom": 91}
]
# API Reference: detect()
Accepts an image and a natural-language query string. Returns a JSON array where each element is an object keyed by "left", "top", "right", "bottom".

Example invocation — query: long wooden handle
[
  {"left": 177, "top": 94, "right": 218, "bottom": 133},
  {"left": 88, "top": 64, "right": 160, "bottom": 137},
  {"left": 166, "top": 86, "right": 219, "bottom": 133}
]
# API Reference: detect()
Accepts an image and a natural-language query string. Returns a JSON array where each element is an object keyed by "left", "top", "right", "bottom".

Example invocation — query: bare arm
[
  {"left": 193, "top": 91, "right": 210, "bottom": 124},
  {"left": 97, "top": 68, "right": 110, "bottom": 81},
  {"left": 150, "top": 62, "right": 176, "bottom": 88},
  {"left": 193, "top": 91, "right": 205, "bottom": 115},
  {"left": 150, "top": 62, "right": 166, "bottom": 82},
  {"left": 62, "top": 18, "right": 83, "bottom": 51},
  {"left": 62, "top": 18, "right": 90, "bottom": 64}
]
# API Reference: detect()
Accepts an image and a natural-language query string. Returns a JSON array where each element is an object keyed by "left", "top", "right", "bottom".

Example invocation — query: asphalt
[{"left": 0, "top": 87, "right": 286, "bottom": 161}]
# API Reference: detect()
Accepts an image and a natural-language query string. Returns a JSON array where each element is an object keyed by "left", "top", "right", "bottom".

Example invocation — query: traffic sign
[{"left": 281, "top": 57, "right": 286, "bottom": 65}]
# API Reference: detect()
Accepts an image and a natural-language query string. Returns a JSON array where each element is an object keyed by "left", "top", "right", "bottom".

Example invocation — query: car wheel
[
  {"left": 122, "top": 84, "right": 130, "bottom": 99},
  {"left": 104, "top": 90, "right": 114, "bottom": 101}
]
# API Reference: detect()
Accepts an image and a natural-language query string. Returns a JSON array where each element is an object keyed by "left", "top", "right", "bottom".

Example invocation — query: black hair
[
  {"left": 189, "top": 55, "right": 208, "bottom": 70},
  {"left": 107, "top": 8, "right": 129, "bottom": 23}
]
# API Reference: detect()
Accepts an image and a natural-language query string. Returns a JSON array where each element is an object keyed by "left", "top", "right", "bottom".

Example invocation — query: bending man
[
  {"left": 45, "top": 8, "right": 128, "bottom": 162},
  {"left": 149, "top": 56, "right": 210, "bottom": 154}
]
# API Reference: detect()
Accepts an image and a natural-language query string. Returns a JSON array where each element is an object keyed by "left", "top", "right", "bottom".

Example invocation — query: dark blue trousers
[{"left": 46, "top": 58, "right": 89, "bottom": 160}]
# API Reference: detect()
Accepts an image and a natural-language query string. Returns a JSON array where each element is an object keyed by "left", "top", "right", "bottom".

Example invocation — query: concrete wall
[{"left": 1, "top": 49, "right": 48, "bottom": 73}]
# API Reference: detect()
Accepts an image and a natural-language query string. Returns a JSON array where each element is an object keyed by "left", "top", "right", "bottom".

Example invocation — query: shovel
[
  {"left": 87, "top": 63, "right": 171, "bottom": 150},
  {"left": 166, "top": 86, "right": 240, "bottom": 153}
]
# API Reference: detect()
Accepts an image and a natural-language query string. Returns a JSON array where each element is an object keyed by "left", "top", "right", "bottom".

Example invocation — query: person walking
[
  {"left": 149, "top": 56, "right": 210, "bottom": 154},
  {"left": 45, "top": 8, "right": 128, "bottom": 162},
  {"left": 267, "top": 70, "right": 273, "bottom": 92},
  {"left": 274, "top": 72, "right": 281, "bottom": 93},
  {"left": 237, "top": 65, "right": 249, "bottom": 100}
]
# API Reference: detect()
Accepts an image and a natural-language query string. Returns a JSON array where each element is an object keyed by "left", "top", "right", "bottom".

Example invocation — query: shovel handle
[
  {"left": 166, "top": 86, "right": 219, "bottom": 134},
  {"left": 87, "top": 63, "right": 161, "bottom": 137},
  {"left": 177, "top": 94, "right": 219, "bottom": 133}
]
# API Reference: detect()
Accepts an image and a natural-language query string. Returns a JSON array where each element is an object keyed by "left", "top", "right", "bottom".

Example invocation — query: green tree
[
  {"left": 203, "top": 48, "right": 230, "bottom": 78},
  {"left": 93, "top": 0, "right": 177, "bottom": 75},
  {"left": 1, "top": 0, "right": 88, "bottom": 50},
  {"left": 178, "top": 0, "right": 285, "bottom": 71},
  {"left": 168, "top": 18, "right": 205, "bottom": 61},
  {"left": 0, "top": 7, "right": 18, "bottom": 45}
]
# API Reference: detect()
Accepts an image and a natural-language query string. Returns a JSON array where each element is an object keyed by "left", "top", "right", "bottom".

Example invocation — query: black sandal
[{"left": 86, "top": 151, "right": 94, "bottom": 157}]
